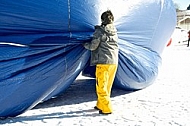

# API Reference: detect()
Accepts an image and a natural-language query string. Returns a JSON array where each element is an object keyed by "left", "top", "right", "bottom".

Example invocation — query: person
[
  {"left": 83, "top": 10, "right": 118, "bottom": 115},
  {"left": 187, "top": 30, "right": 190, "bottom": 47}
]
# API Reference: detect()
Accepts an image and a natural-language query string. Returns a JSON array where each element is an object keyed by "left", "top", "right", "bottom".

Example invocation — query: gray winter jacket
[{"left": 84, "top": 23, "right": 118, "bottom": 66}]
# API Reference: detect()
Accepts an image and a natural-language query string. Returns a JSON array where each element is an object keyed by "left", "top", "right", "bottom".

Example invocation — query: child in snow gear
[{"left": 83, "top": 10, "right": 118, "bottom": 115}]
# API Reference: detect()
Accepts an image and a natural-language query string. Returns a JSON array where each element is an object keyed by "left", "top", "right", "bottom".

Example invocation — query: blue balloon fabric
[{"left": 0, "top": 0, "right": 176, "bottom": 118}]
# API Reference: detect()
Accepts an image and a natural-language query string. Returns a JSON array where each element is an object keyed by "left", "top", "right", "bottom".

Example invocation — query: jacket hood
[
  {"left": 95, "top": 24, "right": 117, "bottom": 36},
  {"left": 103, "top": 24, "right": 117, "bottom": 36}
]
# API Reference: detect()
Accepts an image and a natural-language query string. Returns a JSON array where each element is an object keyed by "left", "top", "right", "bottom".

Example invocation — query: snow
[{"left": 1, "top": 45, "right": 190, "bottom": 126}]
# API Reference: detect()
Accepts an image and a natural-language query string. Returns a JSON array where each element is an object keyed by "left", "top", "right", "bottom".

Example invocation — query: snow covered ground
[{"left": 1, "top": 45, "right": 190, "bottom": 126}]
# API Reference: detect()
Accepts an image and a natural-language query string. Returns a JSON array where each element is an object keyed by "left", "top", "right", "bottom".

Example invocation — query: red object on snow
[{"left": 167, "top": 38, "right": 172, "bottom": 47}]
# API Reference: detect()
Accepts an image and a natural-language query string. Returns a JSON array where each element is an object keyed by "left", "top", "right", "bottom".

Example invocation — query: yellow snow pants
[{"left": 95, "top": 64, "right": 117, "bottom": 113}]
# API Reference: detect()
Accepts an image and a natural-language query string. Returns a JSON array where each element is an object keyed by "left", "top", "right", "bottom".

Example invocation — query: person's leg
[
  {"left": 107, "top": 65, "right": 117, "bottom": 97},
  {"left": 95, "top": 64, "right": 109, "bottom": 111},
  {"left": 188, "top": 38, "right": 190, "bottom": 47},
  {"left": 95, "top": 64, "right": 117, "bottom": 113}
]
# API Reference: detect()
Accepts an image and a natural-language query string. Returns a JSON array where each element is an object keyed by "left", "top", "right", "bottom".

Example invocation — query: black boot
[
  {"left": 94, "top": 106, "right": 101, "bottom": 111},
  {"left": 99, "top": 110, "right": 112, "bottom": 115}
]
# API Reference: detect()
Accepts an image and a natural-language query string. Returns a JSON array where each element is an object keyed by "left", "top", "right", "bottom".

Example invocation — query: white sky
[{"left": 173, "top": 0, "right": 189, "bottom": 10}]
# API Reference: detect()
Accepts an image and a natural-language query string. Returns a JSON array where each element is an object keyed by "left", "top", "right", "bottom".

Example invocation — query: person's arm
[
  {"left": 83, "top": 26, "right": 102, "bottom": 50},
  {"left": 83, "top": 38, "right": 100, "bottom": 51}
]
